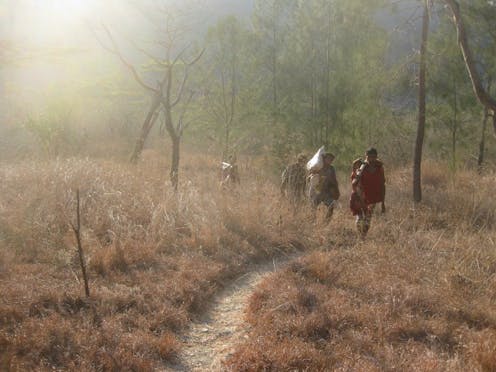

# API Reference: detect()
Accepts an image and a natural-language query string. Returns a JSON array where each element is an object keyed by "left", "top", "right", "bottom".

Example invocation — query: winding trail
[{"left": 166, "top": 254, "right": 298, "bottom": 371}]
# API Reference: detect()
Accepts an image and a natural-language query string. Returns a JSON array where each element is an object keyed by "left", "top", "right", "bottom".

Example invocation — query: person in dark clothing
[
  {"left": 309, "top": 153, "right": 340, "bottom": 221},
  {"left": 221, "top": 154, "right": 240, "bottom": 188},
  {"left": 350, "top": 147, "right": 386, "bottom": 238},
  {"left": 281, "top": 153, "right": 308, "bottom": 205}
]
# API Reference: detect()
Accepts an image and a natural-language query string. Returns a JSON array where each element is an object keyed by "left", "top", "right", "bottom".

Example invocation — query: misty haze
[{"left": 1, "top": 0, "right": 496, "bottom": 371}]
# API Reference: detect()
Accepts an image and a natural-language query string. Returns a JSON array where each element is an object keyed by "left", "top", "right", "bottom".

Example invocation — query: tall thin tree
[
  {"left": 413, "top": 0, "right": 431, "bottom": 203},
  {"left": 444, "top": 0, "right": 496, "bottom": 132},
  {"left": 98, "top": 18, "right": 203, "bottom": 190}
]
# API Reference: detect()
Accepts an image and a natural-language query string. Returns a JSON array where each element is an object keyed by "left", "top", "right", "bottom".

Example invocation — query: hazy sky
[
  {"left": 0, "top": 0, "right": 254, "bottom": 121},
  {"left": 0, "top": 0, "right": 253, "bottom": 49}
]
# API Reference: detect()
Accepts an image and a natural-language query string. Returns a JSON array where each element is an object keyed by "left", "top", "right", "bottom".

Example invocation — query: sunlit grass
[
  {"left": 225, "top": 162, "right": 496, "bottom": 371},
  {"left": 0, "top": 153, "right": 313, "bottom": 370},
  {"left": 1, "top": 153, "right": 495, "bottom": 370}
]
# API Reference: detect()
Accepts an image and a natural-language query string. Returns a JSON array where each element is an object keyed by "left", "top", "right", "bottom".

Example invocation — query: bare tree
[
  {"left": 70, "top": 189, "right": 90, "bottom": 298},
  {"left": 97, "top": 12, "right": 203, "bottom": 191},
  {"left": 444, "top": 0, "right": 496, "bottom": 133},
  {"left": 413, "top": 0, "right": 431, "bottom": 203},
  {"left": 478, "top": 78, "right": 492, "bottom": 171}
]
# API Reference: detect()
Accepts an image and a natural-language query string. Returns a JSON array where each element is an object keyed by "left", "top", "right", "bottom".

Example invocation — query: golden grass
[
  {"left": 1, "top": 154, "right": 495, "bottom": 370},
  {"left": 0, "top": 154, "right": 312, "bottom": 370},
  {"left": 225, "top": 161, "right": 496, "bottom": 371}
]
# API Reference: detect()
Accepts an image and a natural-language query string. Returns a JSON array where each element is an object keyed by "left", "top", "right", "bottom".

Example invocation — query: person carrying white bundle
[
  {"left": 306, "top": 145, "right": 326, "bottom": 173},
  {"left": 221, "top": 154, "right": 240, "bottom": 189},
  {"left": 281, "top": 153, "right": 309, "bottom": 206},
  {"left": 307, "top": 151, "right": 340, "bottom": 221},
  {"left": 306, "top": 145, "right": 325, "bottom": 201}
]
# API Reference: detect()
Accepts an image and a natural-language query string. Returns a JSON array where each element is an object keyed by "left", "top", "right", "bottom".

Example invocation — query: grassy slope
[
  {"left": 226, "top": 162, "right": 496, "bottom": 371},
  {"left": 0, "top": 155, "right": 495, "bottom": 371},
  {"left": 0, "top": 154, "right": 311, "bottom": 370}
]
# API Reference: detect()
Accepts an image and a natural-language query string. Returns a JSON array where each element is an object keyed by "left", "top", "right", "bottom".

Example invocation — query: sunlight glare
[
  {"left": 14, "top": 0, "right": 96, "bottom": 46},
  {"left": 46, "top": 0, "right": 91, "bottom": 20}
]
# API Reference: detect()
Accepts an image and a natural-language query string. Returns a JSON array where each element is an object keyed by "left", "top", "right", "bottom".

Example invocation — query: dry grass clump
[
  {"left": 226, "top": 165, "right": 496, "bottom": 371},
  {"left": 2, "top": 153, "right": 495, "bottom": 370},
  {"left": 0, "top": 154, "right": 312, "bottom": 370}
]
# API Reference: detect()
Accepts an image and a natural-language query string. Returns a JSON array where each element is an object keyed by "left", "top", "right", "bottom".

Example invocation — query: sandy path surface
[{"left": 165, "top": 254, "right": 297, "bottom": 371}]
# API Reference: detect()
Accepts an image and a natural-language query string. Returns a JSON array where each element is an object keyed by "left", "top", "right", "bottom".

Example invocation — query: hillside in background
[{"left": 1, "top": 1, "right": 496, "bottom": 370}]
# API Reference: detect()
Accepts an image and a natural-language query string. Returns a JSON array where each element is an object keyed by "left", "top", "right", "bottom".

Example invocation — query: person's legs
[
  {"left": 323, "top": 197, "right": 335, "bottom": 222},
  {"left": 310, "top": 192, "right": 321, "bottom": 221},
  {"left": 356, "top": 211, "right": 367, "bottom": 238},
  {"left": 357, "top": 204, "right": 376, "bottom": 238}
]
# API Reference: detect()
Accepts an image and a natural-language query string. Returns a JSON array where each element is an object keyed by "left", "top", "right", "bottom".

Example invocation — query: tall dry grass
[
  {"left": 225, "top": 161, "right": 496, "bottom": 371},
  {"left": 0, "top": 153, "right": 314, "bottom": 370},
  {"left": 2, "top": 154, "right": 495, "bottom": 371}
]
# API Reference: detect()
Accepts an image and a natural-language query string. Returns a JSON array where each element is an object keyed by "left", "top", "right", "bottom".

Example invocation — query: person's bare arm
[
  {"left": 280, "top": 167, "right": 288, "bottom": 194},
  {"left": 381, "top": 166, "right": 386, "bottom": 214}
]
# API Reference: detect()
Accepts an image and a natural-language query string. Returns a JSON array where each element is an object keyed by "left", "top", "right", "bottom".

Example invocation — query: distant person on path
[
  {"left": 309, "top": 152, "right": 340, "bottom": 221},
  {"left": 221, "top": 154, "right": 240, "bottom": 188},
  {"left": 280, "top": 153, "right": 308, "bottom": 205},
  {"left": 350, "top": 147, "right": 386, "bottom": 238}
]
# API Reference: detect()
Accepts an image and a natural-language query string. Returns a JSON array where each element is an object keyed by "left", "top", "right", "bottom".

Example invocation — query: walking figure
[
  {"left": 280, "top": 153, "right": 308, "bottom": 206},
  {"left": 309, "top": 152, "right": 340, "bottom": 221},
  {"left": 350, "top": 148, "right": 386, "bottom": 238},
  {"left": 221, "top": 154, "right": 240, "bottom": 189}
]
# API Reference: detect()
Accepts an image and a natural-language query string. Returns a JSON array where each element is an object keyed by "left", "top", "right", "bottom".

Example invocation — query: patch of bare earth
[{"left": 166, "top": 254, "right": 299, "bottom": 371}]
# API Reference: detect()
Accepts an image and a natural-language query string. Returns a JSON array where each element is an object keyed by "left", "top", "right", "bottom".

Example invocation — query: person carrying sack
[
  {"left": 310, "top": 152, "right": 340, "bottom": 221},
  {"left": 221, "top": 154, "right": 240, "bottom": 189},
  {"left": 350, "top": 147, "right": 386, "bottom": 238},
  {"left": 280, "top": 153, "right": 308, "bottom": 206}
]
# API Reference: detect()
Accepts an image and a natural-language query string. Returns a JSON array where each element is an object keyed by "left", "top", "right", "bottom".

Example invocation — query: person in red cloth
[{"left": 350, "top": 147, "right": 386, "bottom": 238}]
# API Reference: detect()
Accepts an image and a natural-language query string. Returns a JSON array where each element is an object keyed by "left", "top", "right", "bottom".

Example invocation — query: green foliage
[
  {"left": 3, "top": 0, "right": 496, "bottom": 169},
  {"left": 25, "top": 100, "right": 80, "bottom": 158}
]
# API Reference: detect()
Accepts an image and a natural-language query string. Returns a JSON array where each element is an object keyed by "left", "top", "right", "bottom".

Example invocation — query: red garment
[
  {"left": 349, "top": 161, "right": 384, "bottom": 215},
  {"left": 349, "top": 190, "right": 365, "bottom": 216},
  {"left": 360, "top": 162, "right": 385, "bottom": 205}
]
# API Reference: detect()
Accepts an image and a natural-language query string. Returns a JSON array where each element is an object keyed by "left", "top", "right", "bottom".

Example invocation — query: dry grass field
[
  {"left": 0, "top": 154, "right": 495, "bottom": 371},
  {"left": 0, "top": 153, "right": 312, "bottom": 370},
  {"left": 225, "top": 162, "right": 496, "bottom": 371}
]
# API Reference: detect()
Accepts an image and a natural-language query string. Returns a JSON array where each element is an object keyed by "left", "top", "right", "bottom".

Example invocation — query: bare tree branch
[
  {"left": 70, "top": 189, "right": 90, "bottom": 298},
  {"left": 170, "top": 68, "right": 189, "bottom": 108},
  {"left": 129, "top": 38, "right": 168, "bottom": 68},
  {"left": 444, "top": 0, "right": 496, "bottom": 112},
  {"left": 176, "top": 90, "right": 195, "bottom": 136},
  {"left": 170, "top": 48, "right": 205, "bottom": 108},
  {"left": 100, "top": 24, "right": 156, "bottom": 93},
  {"left": 184, "top": 48, "right": 206, "bottom": 67}
]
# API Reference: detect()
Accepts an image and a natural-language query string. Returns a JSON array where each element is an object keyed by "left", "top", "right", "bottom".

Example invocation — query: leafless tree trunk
[
  {"left": 451, "top": 76, "right": 458, "bottom": 171},
  {"left": 478, "top": 78, "right": 492, "bottom": 172},
  {"left": 271, "top": 3, "right": 279, "bottom": 131},
  {"left": 70, "top": 189, "right": 90, "bottom": 298},
  {"left": 161, "top": 50, "right": 203, "bottom": 191},
  {"left": 222, "top": 35, "right": 237, "bottom": 161},
  {"left": 413, "top": 0, "right": 430, "bottom": 203},
  {"left": 478, "top": 106, "right": 489, "bottom": 172},
  {"left": 130, "top": 92, "right": 162, "bottom": 163},
  {"left": 324, "top": 2, "right": 332, "bottom": 147},
  {"left": 444, "top": 0, "right": 496, "bottom": 133},
  {"left": 98, "top": 24, "right": 203, "bottom": 191}
]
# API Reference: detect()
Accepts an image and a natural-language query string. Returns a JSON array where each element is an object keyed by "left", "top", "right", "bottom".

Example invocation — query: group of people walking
[{"left": 280, "top": 147, "right": 386, "bottom": 238}]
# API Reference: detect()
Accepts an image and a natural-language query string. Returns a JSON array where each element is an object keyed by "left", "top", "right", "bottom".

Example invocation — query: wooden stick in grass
[{"left": 70, "top": 189, "right": 90, "bottom": 298}]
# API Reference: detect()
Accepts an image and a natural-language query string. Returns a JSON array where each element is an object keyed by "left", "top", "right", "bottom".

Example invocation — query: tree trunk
[
  {"left": 413, "top": 1, "right": 430, "bottom": 203},
  {"left": 477, "top": 78, "right": 492, "bottom": 172},
  {"left": 223, "top": 125, "right": 230, "bottom": 161},
  {"left": 130, "top": 92, "right": 162, "bottom": 163},
  {"left": 444, "top": 0, "right": 496, "bottom": 130},
  {"left": 271, "top": 13, "right": 278, "bottom": 131},
  {"left": 478, "top": 106, "right": 489, "bottom": 173},
  {"left": 451, "top": 77, "right": 458, "bottom": 171},
  {"left": 324, "top": 3, "right": 331, "bottom": 147},
  {"left": 170, "top": 135, "right": 180, "bottom": 191}
]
